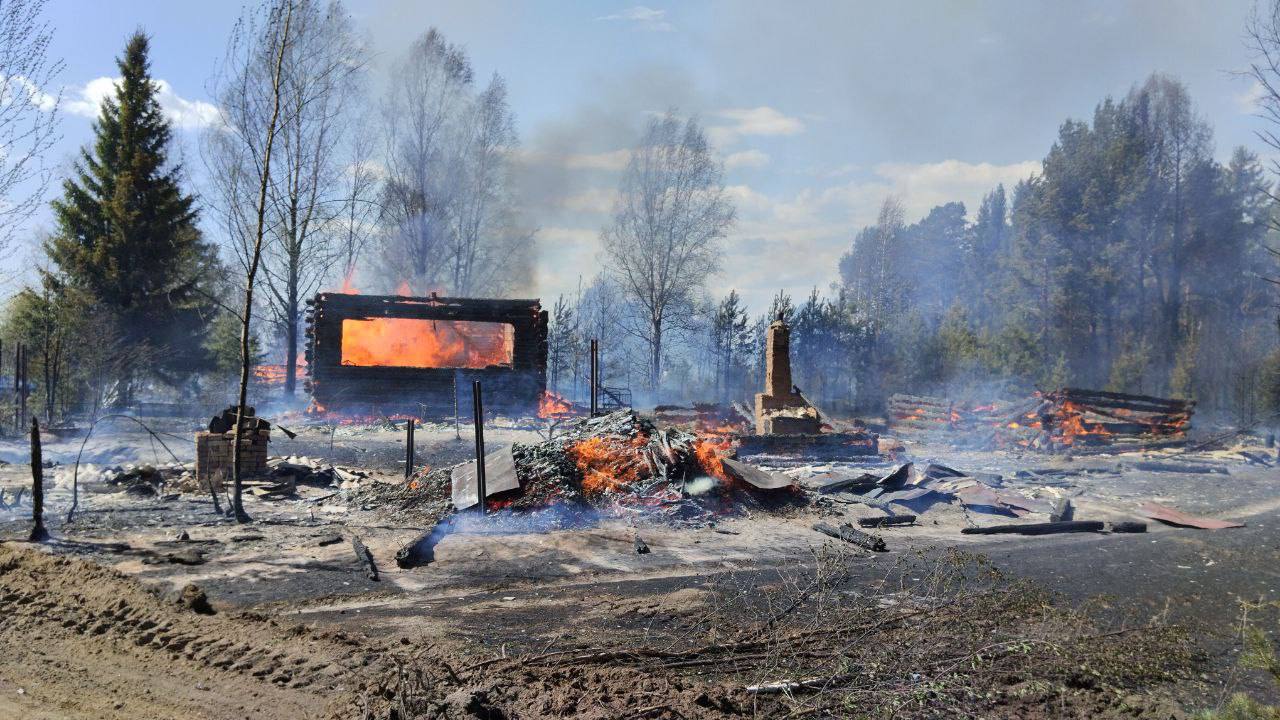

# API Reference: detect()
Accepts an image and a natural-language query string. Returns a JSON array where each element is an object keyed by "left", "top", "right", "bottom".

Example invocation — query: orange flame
[
  {"left": 538, "top": 390, "right": 574, "bottom": 419},
  {"left": 339, "top": 270, "right": 359, "bottom": 294},
  {"left": 568, "top": 435, "right": 650, "bottom": 496},
  {"left": 694, "top": 436, "right": 731, "bottom": 481},
  {"left": 253, "top": 358, "right": 307, "bottom": 386},
  {"left": 340, "top": 317, "right": 514, "bottom": 369},
  {"left": 1056, "top": 401, "right": 1112, "bottom": 445}
]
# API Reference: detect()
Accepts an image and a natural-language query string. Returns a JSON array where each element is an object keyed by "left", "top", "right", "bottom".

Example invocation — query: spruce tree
[{"left": 45, "top": 31, "right": 216, "bottom": 402}]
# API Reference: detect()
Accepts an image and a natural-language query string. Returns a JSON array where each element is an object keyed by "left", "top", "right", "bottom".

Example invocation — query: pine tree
[{"left": 45, "top": 31, "right": 217, "bottom": 401}]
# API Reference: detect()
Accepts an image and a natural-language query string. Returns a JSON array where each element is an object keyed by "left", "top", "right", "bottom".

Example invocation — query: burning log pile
[
  {"left": 391, "top": 410, "right": 799, "bottom": 567},
  {"left": 997, "top": 388, "right": 1194, "bottom": 452},
  {"left": 889, "top": 389, "right": 1194, "bottom": 453},
  {"left": 887, "top": 394, "right": 965, "bottom": 431}
]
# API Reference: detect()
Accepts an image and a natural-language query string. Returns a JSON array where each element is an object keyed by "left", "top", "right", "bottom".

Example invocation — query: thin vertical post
[
  {"left": 20, "top": 343, "right": 27, "bottom": 430},
  {"left": 14, "top": 343, "right": 23, "bottom": 432},
  {"left": 590, "top": 339, "right": 599, "bottom": 416},
  {"left": 28, "top": 416, "right": 46, "bottom": 541},
  {"left": 404, "top": 418, "right": 415, "bottom": 479},
  {"left": 453, "top": 370, "right": 460, "bottom": 440},
  {"left": 472, "top": 380, "right": 486, "bottom": 515}
]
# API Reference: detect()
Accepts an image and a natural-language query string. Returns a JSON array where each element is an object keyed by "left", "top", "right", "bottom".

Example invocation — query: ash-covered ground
[{"left": 0, "top": 411, "right": 1277, "bottom": 719}]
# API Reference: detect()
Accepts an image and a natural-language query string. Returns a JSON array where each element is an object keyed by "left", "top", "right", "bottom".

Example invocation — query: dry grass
[{"left": 354, "top": 547, "right": 1203, "bottom": 719}]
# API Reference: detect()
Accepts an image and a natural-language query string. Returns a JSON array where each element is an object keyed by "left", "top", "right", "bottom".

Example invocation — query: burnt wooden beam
[
  {"left": 961, "top": 521, "right": 1104, "bottom": 536},
  {"left": 812, "top": 522, "right": 886, "bottom": 551},
  {"left": 351, "top": 536, "right": 378, "bottom": 581},
  {"left": 856, "top": 515, "right": 916, "bottom": 528}
]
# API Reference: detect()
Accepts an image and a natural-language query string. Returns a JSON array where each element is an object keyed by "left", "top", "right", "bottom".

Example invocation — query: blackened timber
[
  {"left": 812, "top": 522, "right": 887, "bottom": 551},
  {"left": 395, "top": 516, "right": 452, "bottom": 568},
  {"left": 856, "top": 515, "right": 916, "bottom": 528},
  {"left": 960, "top": 520, "right": 1104, "bottom": 536},
  {"left": 28, "top": 417, "right": 46, "bottom": 542},
  {"left": 404, "top": 419, "right": 415, "bottom": 479},
  {"left": 472, "top": 380, "right": 486, "bottom": 515},
  {"left": 351, "top": 535, "right": 378, "bottom": 581}
]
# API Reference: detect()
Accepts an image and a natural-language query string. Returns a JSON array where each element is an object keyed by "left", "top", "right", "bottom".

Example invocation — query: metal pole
[
  {"left": 453, "top": 370, "right": 460, "bottom": 440},
  {"left": 472, "top": 380, "right": 486, "bottom": 514},
  {"left": 404, "top": 418, "right": 415, "bottom": 479},
  {"left": 590, "top": 339, "right": 598, "bottom": 417}
]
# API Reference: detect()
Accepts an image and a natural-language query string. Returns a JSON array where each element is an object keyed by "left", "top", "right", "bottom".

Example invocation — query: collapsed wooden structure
[
  {"left": 888, "top": 388, "right": 1194, "bottom": 452},
  {"left": 304, "top": 292, "right": 548, "bottom": 416}
]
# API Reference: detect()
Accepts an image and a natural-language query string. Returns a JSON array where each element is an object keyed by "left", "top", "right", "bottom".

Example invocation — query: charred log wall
[{"left": 304, "top": 293, "right": 548, "bottom": 416}]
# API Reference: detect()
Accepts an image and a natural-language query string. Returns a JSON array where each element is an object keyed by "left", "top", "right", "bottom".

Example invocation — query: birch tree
[
  {"left": 208, "top": 0, "right": 294, "bottom": 522},
  {"left": 206, "top": 0, "right": 365, "bottom": 397},
  {"left": 0, "top": 0, "right": 61, "bottom": 255},
  {"left": 601, "top": 112, "right": 735, "bottom": 394},
  {"left": 377, "top": 29, "right": 531, "bottom": 296}
]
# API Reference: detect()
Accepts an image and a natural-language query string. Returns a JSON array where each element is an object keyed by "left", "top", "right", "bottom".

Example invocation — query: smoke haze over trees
[
  {"left": 548, "top": 73, "right": 1280, "bottom": 418},
  {"left": 0, "top": 0, "right": 1276, "bottom": 424},
  {"left": 376, "top": 28, "right": 532, "bottom": 298}
]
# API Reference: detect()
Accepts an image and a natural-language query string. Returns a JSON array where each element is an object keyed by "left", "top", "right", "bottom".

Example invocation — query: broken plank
[
  {"left": 1129, "top": 461, "right": 1229, "bottom": 475},
  {"left": 451, "top": 445, "right": 519, "bottom": 509},
  {"left": 1109, "top": 521, "right": 1147, "bottom": 533},
  {"left": 1049, "top": 497, "right": 1072, "bottom": 523},
  {"left": 395, "top": 516, "right": 453, "bottom": 569},
  {"left": 720, "top": 457, "right": 792, "bottom": 490}
]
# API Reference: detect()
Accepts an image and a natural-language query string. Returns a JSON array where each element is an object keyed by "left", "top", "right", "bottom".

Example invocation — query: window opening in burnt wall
[{"left": 339, "top": 317, "right": 515, "bottom": 369}]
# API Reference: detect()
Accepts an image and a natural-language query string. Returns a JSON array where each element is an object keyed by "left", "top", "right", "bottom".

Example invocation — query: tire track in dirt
[{"left": 0, "top": 543, "right": 380, "bottom": 719}]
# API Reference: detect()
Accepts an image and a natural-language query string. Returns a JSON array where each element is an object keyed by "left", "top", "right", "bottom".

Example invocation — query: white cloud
[
  {"left": 708, "top": 106, "right": 805, "bottom": 146},
  {"left": 872, "top": 159, "right": 1040, "bottom": 216},
  {"left": 63, "top": 76, "right": 220, "bottom": 130},
  {"left": 724, "top": 148, "right": 769, "bottom": 169},
  {"left": 2, "top": 76, "right": 58, "bottom": 112},
  {"left": 707, "top": 159, "right": 1040, "bottom": 310},
  {"left": 596, "top": 6, "right": 673, "bottom": 32},
  {"left": 1237, "top": 79, "right": 1267, "bottom": 115},
  {"left": 534, "top": 226, "right": 605, "bottom": 294},
  {"left": 530, "top": 158, "right": 1040, "bottom": 312}
]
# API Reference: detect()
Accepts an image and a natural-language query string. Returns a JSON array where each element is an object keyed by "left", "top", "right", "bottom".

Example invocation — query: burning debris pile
[
  {"left": 447, "top": 410, "right": 795, "bottom": 521},
  {"left": 389, "top": 410, "right": 800, "bottom": 567}
]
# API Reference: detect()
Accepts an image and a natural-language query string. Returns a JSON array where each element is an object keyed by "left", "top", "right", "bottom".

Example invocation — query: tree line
[
  {"left": 1, "top": 0, "right": 1278, "bottom": 426},
  {"left": 549, "top": 74, "right": 1280, "bottom": 421}
]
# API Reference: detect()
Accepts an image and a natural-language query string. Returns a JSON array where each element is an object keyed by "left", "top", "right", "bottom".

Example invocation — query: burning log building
[{"left": 304, "top": 292, "right": 548, "bottom": 416}]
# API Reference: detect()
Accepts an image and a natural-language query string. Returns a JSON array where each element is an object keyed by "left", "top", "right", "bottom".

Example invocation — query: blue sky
[{"left": 17, "top": 0, "right": 1268, "bottom": 312}]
